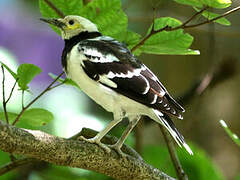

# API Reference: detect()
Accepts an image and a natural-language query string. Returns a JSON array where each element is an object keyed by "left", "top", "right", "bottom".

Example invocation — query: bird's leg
[
  {"left": 109, "top": 115, "right": 140, "bottom": 157},
  {"left": 79, "top": 111, "right": 123, "bottom": 153}
]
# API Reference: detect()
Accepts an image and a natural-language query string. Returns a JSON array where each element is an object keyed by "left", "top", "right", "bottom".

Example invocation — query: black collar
[{"left": 62, "top": 31, "right": 102, "bottom": 70}]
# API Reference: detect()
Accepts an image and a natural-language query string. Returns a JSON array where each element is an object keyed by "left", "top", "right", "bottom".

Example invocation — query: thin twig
[
  {"left": 1, "top": 65, "right": 9, "bottom": 124},
  {"left": 184, "top": 6, "right": 240, "bottom": 29},
  {"left": 131, "top": 6, "right": 240, "bottom": 52},
  {"left": 0, "top": 158, "right": 36, "bottom": 175},
  {"left": 159, "top": 124, "right": 188, "bottom": 180},
  {"left": 12, "top": 72, "right": 64, "bottom": 125},
  {"left": 21, "top": 90, "right": 25, "bottom": 109},
  {"left": 6, "top": 80, "right": 18, "bottom": 104},
  {"left": 43, "top": 0, "right": 65, "bottom": 18},
  {"left": 181, "top": 6, "right": 209, "bottom": 27},
  {"left": 48, "top": 80, "right": 66, "bottom": 90}
]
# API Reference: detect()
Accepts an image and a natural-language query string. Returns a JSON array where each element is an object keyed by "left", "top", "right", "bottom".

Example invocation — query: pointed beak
[{"left": 40, "top": 18, "right": 66, "bottom": 28}]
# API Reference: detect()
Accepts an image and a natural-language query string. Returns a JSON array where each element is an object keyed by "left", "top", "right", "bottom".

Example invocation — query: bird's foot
[
  {"left": 78, "top": 136, "right": 111, "bottom": 153},
  {"left": 108, "top": 143, "right": 127, "bottom": 158}
]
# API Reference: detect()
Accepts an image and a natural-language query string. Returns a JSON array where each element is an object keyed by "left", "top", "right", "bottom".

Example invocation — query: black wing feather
[{"left": 79, "top": 36, "right": 184, "bottom": 119}]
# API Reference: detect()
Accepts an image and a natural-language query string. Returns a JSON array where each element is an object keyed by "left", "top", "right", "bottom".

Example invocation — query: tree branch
[
  {"left": 131, "top": 6, "right": 240, "bottom": 52},
  {"left": 0, "top": 120, "right": 175, "bottom": 180}
]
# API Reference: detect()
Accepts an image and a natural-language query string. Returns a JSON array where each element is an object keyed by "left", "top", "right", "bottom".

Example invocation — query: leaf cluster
[{"left": 39, "top": 0, "right": 232, "bottom": 56}]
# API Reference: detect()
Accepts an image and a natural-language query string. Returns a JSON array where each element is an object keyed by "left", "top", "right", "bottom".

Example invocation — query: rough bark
[{"left": 0, "top": 120, "right": 174, "bottom": 180}]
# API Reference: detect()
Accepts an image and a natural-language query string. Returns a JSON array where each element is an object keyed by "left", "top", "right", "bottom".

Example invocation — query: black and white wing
[{"left": 78, "top": 36, "right": 185, "bottom": 119}]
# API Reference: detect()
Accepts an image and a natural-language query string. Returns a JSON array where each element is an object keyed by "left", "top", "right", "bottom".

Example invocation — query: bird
[{"left": 40, "top": 15, "right": 193, "bottom": 156}]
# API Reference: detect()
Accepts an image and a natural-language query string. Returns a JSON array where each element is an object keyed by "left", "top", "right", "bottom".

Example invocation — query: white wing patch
[
  {"left": 79, "top": 46, "right": 119, "bottom": 63},
  {"left": 107, "top": 68, "right": 142, "bottom": 79},
  {"left": 99, "top": 75, "right": 117, "bottom": 88}
]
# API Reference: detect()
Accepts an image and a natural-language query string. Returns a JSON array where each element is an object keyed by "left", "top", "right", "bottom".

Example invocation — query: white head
[{"left": 41, "top": 15, "right": 99, "bottom": 39}]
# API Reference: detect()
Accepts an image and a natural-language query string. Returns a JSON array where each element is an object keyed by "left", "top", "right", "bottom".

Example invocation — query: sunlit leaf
[
  {"left": 202, "top": 0, "right": 231, "bottom": 9},
  {"left": 174, "top": 0, "right": 203, "bottom": 8},
  {"left": 174, "top": 0, "right": 231, "bottom": 9},
  {"left": 139, "top": 17, "right": 200, "bottom": 55}
]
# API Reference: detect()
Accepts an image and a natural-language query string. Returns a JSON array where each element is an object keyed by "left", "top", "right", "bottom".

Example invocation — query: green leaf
[
  {"left": 21, "top": 108, "right": 54, "bottom": 126},
  {"left": 17, "top": 64, "right": 42, "bottom": 90},
  {"left": 1, "top": 108, "right": 54, "bottom": 126},
  {"left": 139, "top": 17, "right": 200, "bottom": 55},
  {"left": 39, "top": 0, "right": 83, "bottom": 17},
  {"left": 48, "top": 73, "right": 80, "bottom": 89},
  {"left": 124, "top": 30, "right": 142, "bottom": 56},
  {"left": 201, "top": 0, "right": 231, "bottom": 9},
  {"left": 39, "top": 0, "right": 128, "bottom": 42},
  {"left": 0, "top": 62, "right": 18, "bottom": 80},
  {"left": 79, "top": 0, "right": 128, "bottom": 41},
  {"left": 220, "top": 120, "right": 240, "bottom": 147},
  {"left": 174, "top": 0, "right": 231, "bottom": 9},
  {"left": 174, "top": 0, "right": 203, "bottom": 8},
  {"left": 143, "top": 144, "right": 223, "bottom": 179},
  {"left": 194, "top": 7, "right": 231, "bottom": 26}
]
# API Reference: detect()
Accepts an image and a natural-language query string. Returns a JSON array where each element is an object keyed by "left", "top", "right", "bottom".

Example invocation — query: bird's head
[{"left": 40, "top": 15, "right": 98, "bottom": 39}]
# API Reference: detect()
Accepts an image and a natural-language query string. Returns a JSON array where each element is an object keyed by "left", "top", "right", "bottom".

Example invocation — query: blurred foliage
[{"left": 143, "top": 144, "right": 224, "bottom": 180}]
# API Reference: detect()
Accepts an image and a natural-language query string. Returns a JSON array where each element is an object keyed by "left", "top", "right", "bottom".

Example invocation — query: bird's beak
[{"left": 40, "top": 18, "right": 66, "bottom": 29}]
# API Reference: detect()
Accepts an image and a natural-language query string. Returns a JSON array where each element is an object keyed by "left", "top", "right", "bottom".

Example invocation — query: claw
[
  {"left": 108, "top": 143, "right": 127, "bottom": 158},
  {"left": 78, "top": 136, "right": 111, "bottom": 153}
]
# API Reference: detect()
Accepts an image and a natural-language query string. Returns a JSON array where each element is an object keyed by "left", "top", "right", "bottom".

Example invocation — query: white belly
[{"left": 66, "top": 45, "right": 153, "bottom": 117}]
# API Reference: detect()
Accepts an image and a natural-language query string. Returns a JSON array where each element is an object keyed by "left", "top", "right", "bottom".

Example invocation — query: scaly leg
[
  {"left": 79, "top": 111, "right": 124, "bottom": 153},
  {"left": 109, "top": 115, "right": 140, "bottom": 157}
]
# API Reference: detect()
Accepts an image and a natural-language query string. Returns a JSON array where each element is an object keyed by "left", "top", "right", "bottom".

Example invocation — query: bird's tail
[{"left": 153, "top": 109, "right": 193, "bottom": 155}]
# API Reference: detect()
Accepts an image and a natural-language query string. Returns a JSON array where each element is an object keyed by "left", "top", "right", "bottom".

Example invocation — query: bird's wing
[{"left": 78, "top": 36, "right": 185, "bottom": 119}]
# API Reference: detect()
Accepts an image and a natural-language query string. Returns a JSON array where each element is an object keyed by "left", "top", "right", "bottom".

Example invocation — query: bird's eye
[{"left": 68, "top": 20, "right": 74, "bottom": 25}]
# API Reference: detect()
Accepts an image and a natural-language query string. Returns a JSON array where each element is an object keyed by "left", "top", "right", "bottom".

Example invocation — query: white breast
[{"left": 66, "top": 44, "right": 153, "bottom": 118}]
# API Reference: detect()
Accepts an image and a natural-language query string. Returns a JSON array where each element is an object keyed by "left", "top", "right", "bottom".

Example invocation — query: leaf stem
[
  {"left": 131, "top": 5, "right": 240, "bottom": 52},
  {"left": 1, "top": 65, "right": 9, "bottom": 124},
  {"left": 12, "top": 72, "right": 64, "bottom": 125}
]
